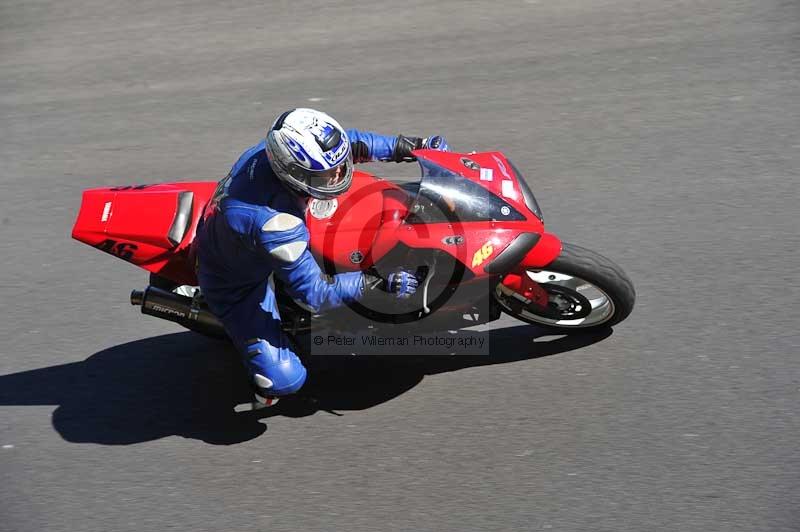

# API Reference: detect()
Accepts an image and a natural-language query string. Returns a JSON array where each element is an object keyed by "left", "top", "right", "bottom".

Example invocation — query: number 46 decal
[
  {"left": 471, "top": 241, "right": 494, "bottom": 268},
  {"left": 95, "top": 239, "right": 138, "bottom": 261}
]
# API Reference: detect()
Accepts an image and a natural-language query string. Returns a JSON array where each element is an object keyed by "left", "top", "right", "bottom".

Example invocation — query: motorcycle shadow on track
[{"left": 0, "top": 325, "right": 611, "bottom": 446}]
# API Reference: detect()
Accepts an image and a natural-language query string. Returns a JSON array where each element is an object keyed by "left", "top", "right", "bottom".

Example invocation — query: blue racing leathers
[{"left": 196, "top": 130, "right": 400, "bottom": 398}]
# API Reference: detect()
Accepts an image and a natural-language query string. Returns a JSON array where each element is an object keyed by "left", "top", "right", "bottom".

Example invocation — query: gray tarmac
[{"left": 1, "top": 0, "right": 798, "bottom": 530}]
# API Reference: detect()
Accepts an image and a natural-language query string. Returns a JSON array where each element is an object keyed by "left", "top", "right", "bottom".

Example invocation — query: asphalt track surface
[{"left": 1, "top": 0, "right": 799, "bottom": 530}]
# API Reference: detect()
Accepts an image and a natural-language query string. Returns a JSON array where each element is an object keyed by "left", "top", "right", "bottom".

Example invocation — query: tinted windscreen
[
  {"left": 405, "top": 159, "right": 525, "bottom": 224},
  {"left": 506, "top": 158, "right": 543, "bottom": 221}
]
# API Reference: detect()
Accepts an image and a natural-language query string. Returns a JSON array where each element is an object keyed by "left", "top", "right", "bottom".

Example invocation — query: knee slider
[{"left": 244, "top": 339, "right": 307, "bottom": 396}]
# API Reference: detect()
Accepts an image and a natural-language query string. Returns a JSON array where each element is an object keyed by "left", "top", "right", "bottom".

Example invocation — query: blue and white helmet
[{"left": 265, "top": 108, "right": 353, "bottom": 199}]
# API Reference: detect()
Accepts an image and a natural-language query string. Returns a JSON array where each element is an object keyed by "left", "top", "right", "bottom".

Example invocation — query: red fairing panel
[
  {"left": 520, "top": 232, "right": 562, "bottom": 268},
  {"left": 71, "top": 182, "right": 216, "bottom": 285},
  {"left": 305, "top": 170, "right": 404, "bottom": 271},
  {"left": 396, "top": 223, "right": 514, "bottom": 275}
]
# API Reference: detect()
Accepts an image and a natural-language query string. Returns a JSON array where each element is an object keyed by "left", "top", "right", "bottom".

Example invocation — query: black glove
[{"left": 391, "top": 135, "right": 450, "bottom": 162}]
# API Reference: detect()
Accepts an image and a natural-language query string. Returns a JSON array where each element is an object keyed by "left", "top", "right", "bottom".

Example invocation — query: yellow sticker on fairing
[{"left": 471, "top": 242, "right": 494, "bottom": 268}]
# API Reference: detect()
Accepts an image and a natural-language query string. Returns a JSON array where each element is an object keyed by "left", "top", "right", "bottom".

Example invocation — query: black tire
[{"left": 494, "top": 242, "right": 635, "bottom": 332}]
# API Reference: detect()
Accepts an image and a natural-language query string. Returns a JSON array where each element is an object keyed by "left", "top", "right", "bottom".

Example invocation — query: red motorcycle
[{"left": 72, "top": 150, "right": 635, "bottom": 339}]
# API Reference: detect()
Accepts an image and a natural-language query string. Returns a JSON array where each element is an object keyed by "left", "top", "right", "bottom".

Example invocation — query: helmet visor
[{"left": 287, "top": 153, "right": 353, "bottom": 198}]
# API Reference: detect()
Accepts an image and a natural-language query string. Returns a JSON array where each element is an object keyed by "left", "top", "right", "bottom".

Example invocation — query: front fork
[{"left": 500, "top": 271, "right": 550, "bottom": 309}]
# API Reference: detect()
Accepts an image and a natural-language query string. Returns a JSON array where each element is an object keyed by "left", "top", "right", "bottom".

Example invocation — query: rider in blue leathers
[{"left": 196, "top": 108, "right": 448, "bottom": 405}]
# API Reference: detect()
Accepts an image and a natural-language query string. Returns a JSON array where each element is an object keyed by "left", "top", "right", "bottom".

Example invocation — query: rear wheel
[{"left": 494, "top": 242, "right": 635, "bottom": 332}]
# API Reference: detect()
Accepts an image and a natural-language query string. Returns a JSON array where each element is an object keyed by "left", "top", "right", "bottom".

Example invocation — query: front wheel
[{"left": 494, "top": 242, "right": 635, "bottom": 332}]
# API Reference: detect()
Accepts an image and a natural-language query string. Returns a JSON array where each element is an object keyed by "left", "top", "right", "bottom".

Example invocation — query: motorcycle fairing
[
  {"left": 305, "top": 150, "right": 562, "bottom": 276},
  {"left": 395, "top": 151, "right": 560, "bottom": 275},
  {"left": 71, "top": 150, "right": 562, "bottom": 289}
]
